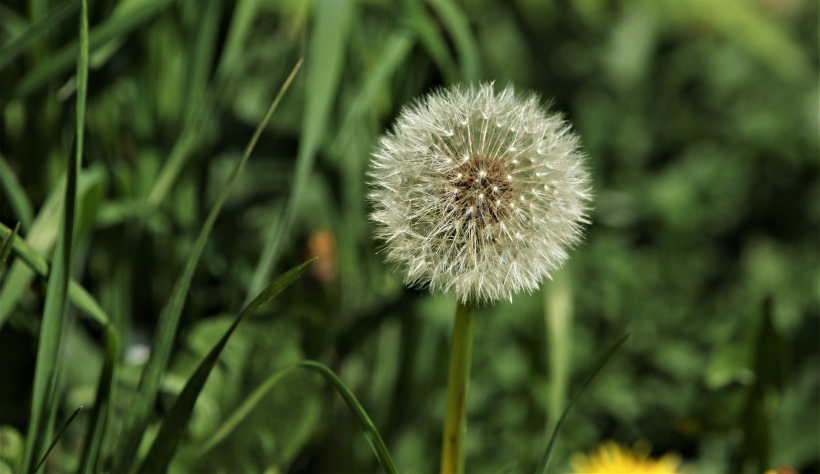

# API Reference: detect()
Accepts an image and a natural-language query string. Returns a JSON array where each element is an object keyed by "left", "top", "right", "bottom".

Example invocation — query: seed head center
[{"left": 445, "top": 155, "right": 516, "bottom": 228}]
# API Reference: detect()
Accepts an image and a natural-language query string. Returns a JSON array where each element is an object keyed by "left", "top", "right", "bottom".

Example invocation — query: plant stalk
[{"left": 440, "top": 300, "right": 475, "bottom": 474}]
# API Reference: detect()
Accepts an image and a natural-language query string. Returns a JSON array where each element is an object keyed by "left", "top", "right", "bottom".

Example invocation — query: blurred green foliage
[{"left": 0, "top": 0, "right": 817, "bottom": 473}]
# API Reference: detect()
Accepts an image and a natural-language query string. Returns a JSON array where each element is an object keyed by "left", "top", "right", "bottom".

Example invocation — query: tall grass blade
[
  {"left": 0, "top": 184, "right": 63, "bottom": 327},
  {"left": 137, "top": 259, "right": 315, "bottom": 473},
  {"left": 112, "top": 59, "right": 304, "bottom": 473},
  {"left": 33, "top": 406, "right": 83, "bottom": 473},
  {"left": 146, "top": 1, "right": 220, "bottom": 208},
  {"left": 15, "top": 0, "right": 174, "bottom": 98},
  {"left": 215, "top": 0, "right": 261, "bottom": 81},
  {"left": 194, "top": 360, "right": 398, "bottom": 473},
  {"left": 0, "top": 222, "right": 20, "bottom": 274},
  {"left": 337, "top": 31, "right": 414, "bottom": 142},
  {"left": 194, "top": 365, "right": 297, "bottom": 459},
  {"left": 299, "top": 361, "right": 398, "bottom": 474},
  {"left": 544, "top": 271, "right": 572, "bottom": 437},
  {"left": 0, "top": 222, "right": 109, "bottom": 326},
  {"left": 20, "top": 1, "right": 88, "bottom": 469},
  {"left": 76, "top": 325, "right": 118, "bottom": 474},
  {"left": 403, "top": 0, "right": 458, "bottom": 84},
  {"left": 426, "top": 0, "right": 481, "bottom": 81},
  {"left": 0, "top": 152, "right": 34, "bottom": 231},
  {"left": 535, "top": 333, "right": 630, "bottom": 474},
  {"left": 183, "top": 0, "right": 221, "bottom": 125},
  {"left": 245, "top": 0, "right": 352, "bottom": 304},
  {"left": 0, "top": 0, "right": 80, "bottom": 71},
  {"left": 145, "top": 120, "right": 202, "bottom": 208}
]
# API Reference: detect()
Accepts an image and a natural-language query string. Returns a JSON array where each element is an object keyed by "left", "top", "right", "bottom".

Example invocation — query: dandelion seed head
[{"left": 368, "top": 83, "right": 592, "bottom": 303}]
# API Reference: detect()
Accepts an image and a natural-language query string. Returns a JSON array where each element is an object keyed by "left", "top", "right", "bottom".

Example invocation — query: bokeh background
[{"left": 0, "top": 0, "right": 818, "bottom": 472}]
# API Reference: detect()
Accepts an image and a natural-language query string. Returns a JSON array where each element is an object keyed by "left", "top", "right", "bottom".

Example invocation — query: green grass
[
  {"left": 19, "top": 1, "right": 89, "bottom": 471},
  {"left": 111, "top": 58, "right": 305, "bottom": 473}
]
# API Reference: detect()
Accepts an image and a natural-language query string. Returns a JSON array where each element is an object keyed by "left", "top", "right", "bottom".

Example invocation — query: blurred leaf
[
  {"left": 706, "top": 340, "right": 757, "bottom": 390},
  {"left": 0, "top": 152, "right": 34, "bottom": 231},
  {"left": 0, "top": 0, "right": 80, "bottom": 72},
  {"left": 137, "top": 259, "right": 314, "bottom": 473},
  {"left": 112, "top": 58, "right": 303, "bottom": 473},
  {"left": 246, "top": 0, "right": 352, "bottom": 303},
  {"left": 0, "top": 426, "right": 24, "bottom": 470},
  {"left": 20, "top": 1, "right": 88, "bottom": 469},
  {"left": 660, "top": 0, "right": 810, "bottom": 80},
  {"left": 753, "top": 298, "right": 790, "bottom": 393},
  {"left": 76, "top": 325, "right": 118, "bottom": 474}
]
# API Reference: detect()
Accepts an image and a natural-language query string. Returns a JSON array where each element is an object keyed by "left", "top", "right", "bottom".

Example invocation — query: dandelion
[
  {"left": 368, "top": 83, "right": 591, "bottom": 474},
  {"left": 368, "top": 83, "right": 591, "bottom": 304},
  {"left": 571, "top": 440, "right": 682, "bottom": 474}
]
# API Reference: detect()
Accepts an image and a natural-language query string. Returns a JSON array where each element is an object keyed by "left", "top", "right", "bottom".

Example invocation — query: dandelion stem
[{"left": 440, "top": 300, "right": 475, "bottom": 474}]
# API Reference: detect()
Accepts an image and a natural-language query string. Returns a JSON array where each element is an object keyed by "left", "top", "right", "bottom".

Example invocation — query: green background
[{"left": 0, "top": 0, "right": 817, "bottom": 472}]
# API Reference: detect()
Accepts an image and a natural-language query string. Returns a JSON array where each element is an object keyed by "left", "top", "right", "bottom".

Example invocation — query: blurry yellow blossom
[{"left": 571, "top": 440, "right": 681, "bottom": 473}]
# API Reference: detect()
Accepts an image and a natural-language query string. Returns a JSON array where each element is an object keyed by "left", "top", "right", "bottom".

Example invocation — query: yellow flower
[{"left": 571, "top": 440, "right": 681, "bottom": 474}]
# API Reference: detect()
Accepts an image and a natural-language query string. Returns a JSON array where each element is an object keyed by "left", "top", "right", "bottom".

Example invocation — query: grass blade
[
  {"left": 76, "top": 325, "right": 118, "bottom": 474},
  {"left": 426, "top": 0, "right": 481, "bottom": 81},
  {"left": 245, "top": 0, "right": 352, "bottom": 304},
  {"left": 183, "top": 0, "right": 221, "bottom": 125},
  {"left": 299, "top": 361, "right": 398, "bottom": 474},
  {"left": 32, "top": 406, "right": 83, "bottom": 473},
  {"left": 0, "top": 4, "right": 29, "bottom": 37},
  {"left": 0, "top": 152, "right": 34, "bottom": 231},
  {"left": 0, "top": 0, "right": 80, "bottom": 71},
  {"left": 146, "top": 3, "right": 220, "bottom": 208},
  {"left": 403, "top": 0, "right": 459, "bottom": 84},
  {"left": 137, "top": 259, "right": 315, "bottom": 473},
  {"left": 337, "top": 31, "right": 415, "bottom": 144},
  {"left": 15, "top": 0, "right": 174, "bottom": 98},
  {"left": 0, "top": 222, "right": 109, "bottom": 326},
  {"left": 0, "top": 222, "right": 20, "bottom": 274},
  {"left": 544, "top": 271, "right": 572, "bottom": 437},
  {"left": 194, "top": 365, "right": 297, "bottom": 458},
  {"left": 0, "top": 167, "right": 106, "bottom": 329},
  {"left": 20, "top": 1, "right": 88, "bottom": 469},
  {"left": 112, "top": 59, "right": 304, "bottom": 473},
  {"left": 215, "top": 0, "right": 261, "bottom": 81},
  {"left": 535, "top": 333, "right": 630, "bottom": 474},
  {"left": 194, "top": 361, "right": 399, "bottom": 473},
  {"left": 0, "top": 185, "right": 63, "bottom": 327}
]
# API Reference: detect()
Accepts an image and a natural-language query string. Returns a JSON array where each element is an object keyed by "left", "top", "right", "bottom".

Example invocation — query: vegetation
[{"left": 0, "top": 0, "right": 816, "bottom": 473}]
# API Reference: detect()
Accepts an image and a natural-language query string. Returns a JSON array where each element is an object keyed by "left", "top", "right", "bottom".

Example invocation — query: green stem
[{"left": 440, "top": 300, "right": 475, "bottom": 474}]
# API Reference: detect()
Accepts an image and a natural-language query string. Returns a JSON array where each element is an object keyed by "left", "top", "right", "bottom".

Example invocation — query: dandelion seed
[{"left": 368, "top": 83, "right": 592, "bottom": 303}]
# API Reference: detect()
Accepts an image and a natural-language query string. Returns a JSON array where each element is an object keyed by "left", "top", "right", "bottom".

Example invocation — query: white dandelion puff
[{"left": 368, "top": 83, "right": 592, "bottom": 304}]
